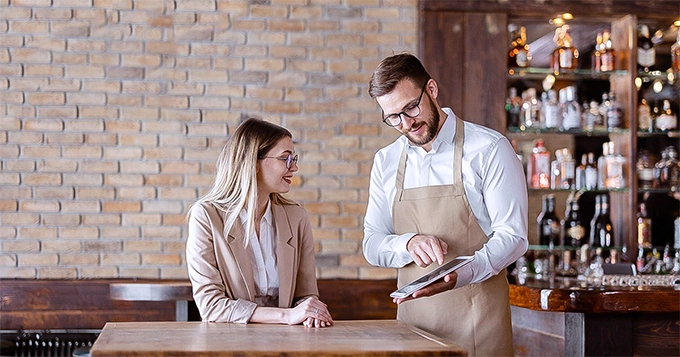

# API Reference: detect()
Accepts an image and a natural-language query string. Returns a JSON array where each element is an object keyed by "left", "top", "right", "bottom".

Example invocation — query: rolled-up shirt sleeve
[
  {"left": 186, "top": 204, "right": 257, "bottom": 323},
  {"left": 455, "top": 136, "right": 528, "bottom": 288}
]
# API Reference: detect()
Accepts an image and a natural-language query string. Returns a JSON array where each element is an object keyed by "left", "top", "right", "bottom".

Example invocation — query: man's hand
[
  {"left": 406, "top": 234, "right": 448, "bottom": 267},
  {"left": 393, "top": 272, "right": 458, "bottom": 305}
]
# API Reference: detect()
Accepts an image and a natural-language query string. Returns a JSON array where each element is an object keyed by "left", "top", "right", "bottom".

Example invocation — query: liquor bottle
[
  {"left": 600, "top": 92, "right": 610, "bottom": 127},
  {"left": 606, "top": 92, "right": 622, "bottom": 130},
  {"left": 638, "top": 98, "right": 652, "bottom": 132},
  {"left": 600, "top": 29, "right": 616, "bottom": 72},
  {"left": 543, "top": 89, "right": 560, "bottom": 129},
  {"left": 506, "top": 87, "right": 521, "bottom": 127},
  {"left": 655, "top": 99, "right": 677, "bottom": 131},
  {"left": 605, "top": 141, "right": 627, "bottom": 189},
  {"left": 597, "top": 142, "right": 610, "bottom": 189},
  {"left": 637, "top": 202, "right": 653, "bottom": 249},
  {"left": 575, "top": 153, "right": 587, "bottom": 190},
  {"left": 561, "top": 148, "right": 575, "bottom": 189},
  {"left": 561, "top": 86, "right": 581, "bottom": 130},
  {"left": 651, "top": 100, "right": 660, "bottom": 133},
  {"left": 636, "top": 149, "right": 655, "bottom": 189},
  {"left": 551, "top": 25, "right": 579, "bottom": 73},
  {"left": 590, "top": 194, "right": 614, "bottom": 248},
  {"left": 563, "top": 199, "right": 586, "bottom": 247},
  {"left": 585, "top": 100, "right": 604, "bottom": 131},
  {"left": 537, "top": 194, "right": 561, "bottom": 247},
  {"left": 528, "top": 139, "right": 551, "bottom": 189},
  {"left": 591, "top": 31, "right": 603, "bottom": 72},
  {"left": 659, "top": 146, "right": 680, "bottom": 191},
  {"left": 655, "top": 147, "right": 669, "bottom": 188},
  {"left": 672, "top": 29, "right": 680, "bottom": 73},
  {"left": 508, "top": 26, "right": 531, "bottom": 68},
  {"left": 550, "top": 149, "right": 564, "bottom": 190},
  {"left": 589, "top": 195, "right": 602, "bottom": 247},
  {"left": 585, "top": 152, "right": 598, "bottom": 190},
  {"left": 637, "top": 24, "right": 655, "bottom": 72},
  {"left": 520, "top": 88, "right": 541, "bottom": 128}
]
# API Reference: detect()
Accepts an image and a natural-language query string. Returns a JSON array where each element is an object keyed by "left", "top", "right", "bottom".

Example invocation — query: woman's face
[{"left": 257, "top": 137, "right": 298, "bottom": 196}]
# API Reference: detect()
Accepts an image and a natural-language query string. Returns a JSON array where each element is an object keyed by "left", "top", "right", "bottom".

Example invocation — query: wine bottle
[
  {"left": 537, "top": 194, "right": 561, "bottom": 247},
  {"left": 590, "top": 194, "right": 614, "bottom": 248},
  {"left": 562, "top": 199, "right": 586, "bottom": 246}
]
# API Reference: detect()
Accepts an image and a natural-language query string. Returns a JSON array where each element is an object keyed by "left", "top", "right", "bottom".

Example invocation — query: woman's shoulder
[
  {"left": 189, "top": 201, "right": 221, "bottom": 221},
  {"left": 274, "top": 202, "right": 308, "bottom": 221}
]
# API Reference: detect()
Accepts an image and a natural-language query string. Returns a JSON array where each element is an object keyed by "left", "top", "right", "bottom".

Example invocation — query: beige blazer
[{"left": 186, "top": 201, "right": 319, "bottom": 323}]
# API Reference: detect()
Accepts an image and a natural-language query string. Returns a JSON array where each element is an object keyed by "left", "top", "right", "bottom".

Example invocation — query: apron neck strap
[{"left": 394, "top": 115, "right": 466, "bottom": 192}]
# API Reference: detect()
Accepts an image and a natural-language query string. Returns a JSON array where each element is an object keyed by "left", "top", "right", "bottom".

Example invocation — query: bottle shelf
[
  {"left": 508, "top": 67, "right": 628, "bottom": 80},
  {"left": 637, "top": 187, "right": 679, "bottom": 194},
  {"left": 637, "top": 130, "right": 680, "bottom": 138},
  {"left": 637, "top": 69, "right": 674, "bottom": 83},
  {"left": 508, "top": 126, "right": 628, "bottom": 135},
  {"left": 527, "top": 245, "right": 625, "bottom": 251}
]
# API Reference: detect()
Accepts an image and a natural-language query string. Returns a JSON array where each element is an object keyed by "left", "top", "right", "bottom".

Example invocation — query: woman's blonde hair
[{"left": 192, "top": 117, "right": 297, "bottom": 247}]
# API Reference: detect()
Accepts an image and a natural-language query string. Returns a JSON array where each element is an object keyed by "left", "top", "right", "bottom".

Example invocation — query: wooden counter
[
  {"left": 508, "top": 275, "right": 680, "bottom": 357},
  {"left": 89, "top": 320, "right": 466, "bottom": 357}
]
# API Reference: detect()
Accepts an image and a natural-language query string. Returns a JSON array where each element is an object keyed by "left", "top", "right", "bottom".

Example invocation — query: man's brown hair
[{"left": 368, "top": 53, "right": 431, "bottom": 99}]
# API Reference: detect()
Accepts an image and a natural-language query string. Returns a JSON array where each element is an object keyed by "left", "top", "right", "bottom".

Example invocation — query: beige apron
[{"left": 393, "top": 117, "right": 513, "bottom": 357}]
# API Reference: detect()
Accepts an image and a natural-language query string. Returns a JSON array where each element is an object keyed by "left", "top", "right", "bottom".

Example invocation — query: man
[{"left": 362, "top": 53, "right": 528, "bottom": 356}]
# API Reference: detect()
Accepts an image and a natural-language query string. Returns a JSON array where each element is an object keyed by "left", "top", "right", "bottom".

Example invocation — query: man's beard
[{"left": 402, "top": 94, "right": 439, "bottom": 146}]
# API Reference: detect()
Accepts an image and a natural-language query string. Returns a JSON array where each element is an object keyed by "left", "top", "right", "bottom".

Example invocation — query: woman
[{"left": 186, "top": 118, "right": 333, "bottom": 328}]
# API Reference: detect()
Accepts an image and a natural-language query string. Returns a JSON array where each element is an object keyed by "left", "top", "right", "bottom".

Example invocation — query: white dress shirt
[
  {"left": 362, "top": 108, "right": 528, "bottom": 288},
  {"left": 239, "top": 201, "right": 279, "bottom": 302}
]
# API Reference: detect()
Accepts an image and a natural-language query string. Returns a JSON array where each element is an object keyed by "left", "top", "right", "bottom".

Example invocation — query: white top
[
  {"left": 239, "top": 201, "right": 279, "bottom": 300},
  {"left": 362, "top": 108, "right": 528, "bottom": 288}
]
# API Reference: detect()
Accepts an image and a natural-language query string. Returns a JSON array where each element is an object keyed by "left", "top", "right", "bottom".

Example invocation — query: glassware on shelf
[
  {"left": 528, "top": 139, "right": 550, "bottom": 189},
  {"left": 672, "top": 29, "right": 680, "bottom": 73},
  {"left": 560, "top": 86, "right": 581, "bottom": 130},
  {"left": 585, "top": 152, "right": 598, "bottom": 190},
  {"left": 656, "top": 146, "right": 680, "bottom": 191},
  {"left": 585, "top": 100, "right": 604, "bottom": 131},
  {"left": 655, "top": 99, "right": 677, "bottom": 131},
  {"left": 637, "top": 202, "right": 653, "bottom": 249},
  {"left": 600, "top": 29, "right": 616, "bottom": 72},
  {"left": 605, "top": 142, "right": 627, "bottom": 189},
  {"left": 637, "top": 149, "right": 656, "bottom": 189},
  {"left": 606, "top": 92, "right": 622, "bottom": 130},
  {"left": 637, "top": 24, "right": 656, "bottom": 72},
  {"left": 551, "top": 25, "right": 579, "bottom": 73},
  {"left": 638, "top": 98, "right": 652, "bottom": 132},
  {"left": 597, "top": 142, "right": 610, "bottom": 190},
  {"left": 505, "top": 87, "right": 521, "bottom": 127},
  {"left": 575, "top": 153, "right": 587, "bottom": 190},
  {"left": 543, "top": 89, "right": 560, "bottom": 129},
  {"left": 508, "top": 26, "right": 531, "bottom": 68},
  {"left": 520, "top": 88, "right": 541, "bottom": 129}
]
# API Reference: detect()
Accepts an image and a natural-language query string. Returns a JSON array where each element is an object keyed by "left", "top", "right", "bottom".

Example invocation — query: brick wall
[{"left": 0, "top": 0, "right": 416, "bottom": 280}]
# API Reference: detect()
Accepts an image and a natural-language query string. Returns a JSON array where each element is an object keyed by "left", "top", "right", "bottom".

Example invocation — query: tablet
[{"left": 390, "top": 256, "right": 474, "bottom": 299}]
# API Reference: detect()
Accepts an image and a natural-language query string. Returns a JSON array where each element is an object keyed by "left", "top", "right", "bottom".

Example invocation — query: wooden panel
[
  {"left": 584, "top": 314, "right": 633, "bottom": 356},
  {"left": 421, "top": 0, "right": 680, "bottom": 20},
  {"left": 0, "top": 280, "right": 175, "bottom": 330},
  {"left": 90, "top": 321, "right": 466, "bottom": 357},
  {"left": 463, "top": 12, "right": 508, "bottom": 132},
  {"left": 317, "top": 279, "right": 396, "bottom": 320},
  {"left": 609, "top": 14, "right": 638, "bottom": 250},
  {"left": 420, "top": 10, "right": 464, "bottom": 117},
  {"left": 633, "top": 313, "right": 680, "bottom": 356}
]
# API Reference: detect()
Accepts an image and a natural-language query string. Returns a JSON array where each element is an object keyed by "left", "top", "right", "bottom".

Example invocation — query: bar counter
[
  {"left": 89, "top": 320, "right": 466, "bottom": 357},
  {"left": 508, "top": 274, "right": 680, "bottom": 356}
]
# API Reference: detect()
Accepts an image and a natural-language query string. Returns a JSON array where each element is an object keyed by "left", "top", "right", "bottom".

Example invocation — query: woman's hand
[{"left": 287, "top": 297, "right": 333, "bottom": 327}]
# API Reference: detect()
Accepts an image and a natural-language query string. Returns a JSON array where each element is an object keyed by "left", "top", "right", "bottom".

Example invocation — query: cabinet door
[{"left": 420, "top": 11, "right": 507, "bottom": 132}]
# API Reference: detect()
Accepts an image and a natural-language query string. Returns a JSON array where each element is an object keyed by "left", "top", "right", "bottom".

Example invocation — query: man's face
[{"left": 376, "top": 79, "right": 439, "bottom": 148}]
